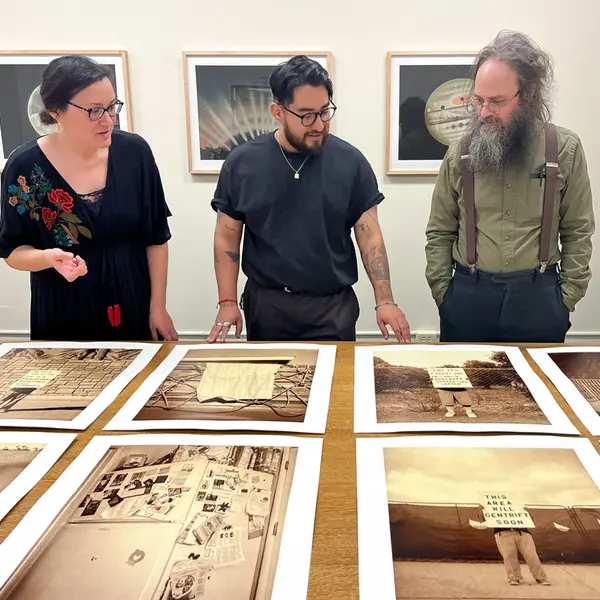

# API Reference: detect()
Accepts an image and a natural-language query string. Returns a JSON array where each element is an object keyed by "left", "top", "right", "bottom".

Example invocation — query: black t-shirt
[{"left": 211, "top": 132, "right": 384, "bottom": 294}]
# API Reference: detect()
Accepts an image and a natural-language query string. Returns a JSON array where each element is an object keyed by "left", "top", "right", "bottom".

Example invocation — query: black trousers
[
  {"left": 241, "top": 280, "right": 360, "bottom": 342},
  {"left": 439, "top": 263, "right": 571, "bottom": 343}
]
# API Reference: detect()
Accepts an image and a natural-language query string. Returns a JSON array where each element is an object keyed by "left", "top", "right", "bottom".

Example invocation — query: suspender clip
[
  {"left": 468, "top": 263, "right": 477, "bottom": 274},
  {"left": 539, "top": 261, "right": 548, "bottom": 273}
]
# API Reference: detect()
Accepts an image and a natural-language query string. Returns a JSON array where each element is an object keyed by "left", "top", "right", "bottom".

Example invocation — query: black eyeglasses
[
  {"left": 279, "top": 102, "right": 337, "bottom": 127},
  {"left": 67, "top": 99, "right": 124, "bottom": 121}
]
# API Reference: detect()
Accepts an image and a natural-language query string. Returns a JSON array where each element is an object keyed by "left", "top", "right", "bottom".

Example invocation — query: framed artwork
[
  {"left": 0, "top": 431, "right": 75, "bottom": 522},
  {"left": 386, "top": 51, "right": 476, "bottom": 175},
  {"left": 357, "top": 434, "right": 600, "bottom": 600},
  {"left": 0, "top": 50, "right": 133, "bottom": 171},
  {"left": 354, "top": 345, "right": 578, "bottom": 434},
  {"left": 529, "top": 347, "right": 600, "bottom": 436},
  {"left": 0, "top": 342, "right": 160, "bottom": 430},
  {"left": 0, "top": 433, "right": 323, "bottom": 600},
  {"left": 183, "top": 51, "right": 332, "bottom": 174},
  {"left": 104, "top": 343, "right": 336, "bottom": 434}
]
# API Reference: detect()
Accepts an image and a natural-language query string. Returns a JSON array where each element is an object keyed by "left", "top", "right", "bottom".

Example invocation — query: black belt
[{"left": 248, "top": 280, "right": 346, "bottom": 296}]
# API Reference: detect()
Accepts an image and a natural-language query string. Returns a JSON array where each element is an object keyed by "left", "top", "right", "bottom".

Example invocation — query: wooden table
[{"left": 0, "top": 341, "right": 595, "bottom": 599}]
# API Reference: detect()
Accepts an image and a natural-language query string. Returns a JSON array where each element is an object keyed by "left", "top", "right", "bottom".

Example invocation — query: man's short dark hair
[{"left": 269, "top": 55, "right": 333, "bottom": 105}]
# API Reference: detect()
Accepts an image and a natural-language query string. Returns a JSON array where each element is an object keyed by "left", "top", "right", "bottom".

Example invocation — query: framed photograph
[
  {"left": 386, "top": 51, "right": 476, "bottom": 175},
  {"left": 357, "top": 434, "right": 600, "bottom": 600},
  {"left": 0, "top": 433, "right": 323, "bottom": 600},
  {"left": 528, "top": 347, "right": 600, "bottom": 436},
  {"left": 0, "top": 431, "right": 75, "bottom": 522},
  {"left": 0, "top": 342, "right": 160, "bottom": 430},
  {"left": 104, "top": 343, "right": 336, "bottom": 434},
  {"left": 183, "top": 51, "right": 332, "bottom": 174},
  {"left": 354, "top": 344, "right": 578, "bottom": 434},
  {"left": 0, "top": 50, "right": 133, "bottom": 171}
]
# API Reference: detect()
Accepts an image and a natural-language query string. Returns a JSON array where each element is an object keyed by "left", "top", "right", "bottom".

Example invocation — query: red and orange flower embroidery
[{"left": 7, "top": 165, "right": 92, "bottom": 246}]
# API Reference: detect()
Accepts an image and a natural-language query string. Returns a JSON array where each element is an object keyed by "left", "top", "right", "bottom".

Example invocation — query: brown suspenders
[{"left": 459, "top": 122, "right": 558, "bottom": 273}]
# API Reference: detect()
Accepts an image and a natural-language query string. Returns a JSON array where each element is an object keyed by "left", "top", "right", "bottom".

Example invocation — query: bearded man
[
  {"left": 425, "top": 30, "right": 594, "bottom": 343},
  {"left": 208, "top": 55, "right": 410, "bottom": 343}
]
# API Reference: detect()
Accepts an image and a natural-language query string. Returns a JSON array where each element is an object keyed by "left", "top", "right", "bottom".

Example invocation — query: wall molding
[{"left": 0, "top": 330, "right": 598, "bottom": 343}]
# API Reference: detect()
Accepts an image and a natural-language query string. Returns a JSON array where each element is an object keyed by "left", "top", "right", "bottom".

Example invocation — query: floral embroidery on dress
[{"left": 7, "top": 164, "right": 92, "bottom": 246}]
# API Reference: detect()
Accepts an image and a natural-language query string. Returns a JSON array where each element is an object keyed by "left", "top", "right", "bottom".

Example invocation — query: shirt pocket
[{"left": 525, "top": 168, "right": 560, "bottom": 226}]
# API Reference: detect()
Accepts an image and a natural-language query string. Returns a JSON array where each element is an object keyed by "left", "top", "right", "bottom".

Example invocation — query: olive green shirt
[{"left": 425, "top": 124, "right": 594, "bottom": 312}]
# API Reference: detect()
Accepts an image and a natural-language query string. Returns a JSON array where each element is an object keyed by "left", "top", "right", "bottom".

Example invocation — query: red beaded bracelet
[{"left": 217, "top": 299, "right": 237, "bottom": 307}]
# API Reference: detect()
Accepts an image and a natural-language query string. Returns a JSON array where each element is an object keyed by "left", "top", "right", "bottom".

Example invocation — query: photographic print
[
  {"left": 0, "top": 51, "right": 132, "bottom": 171},
  {"left": 0, "top": 433, "right": 323, "bottom": 600},
  {"left": 386, "top": 52, "right": 476, "bottom": 175},
  {"left": 183, "top": 51, "right": 332, "bottom": 174},
  {"left": 105, "top": 344, "right": 336, "bottom": 433},
  {"left": 354, "top": 344, "right": 577, "bottom": 434},
  {"left": 0, "top": 432, "right": 75, "bottom": 522},
  {"left": 529, "top": 347, "right": 600, "bottom": 436},
  {"left": 357, "top": 435, "right": 600, "bottom": 600},
  {"left": 0, "top": 342, "right": 160, "bottom": 430}
]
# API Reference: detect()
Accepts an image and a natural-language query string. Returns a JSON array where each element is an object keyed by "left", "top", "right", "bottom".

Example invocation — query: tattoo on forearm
[
  {"left": 225, "top": 251, "right": 240, "bottom": 263},
  {"left": 369, "top": 244, "right": 390, "bottom": 280},
  {"left": 378, "top": 281, "right": 393, "bottom": 301},
  {"left": 359, "top": 220, "right": 371, "bottom": 235}
]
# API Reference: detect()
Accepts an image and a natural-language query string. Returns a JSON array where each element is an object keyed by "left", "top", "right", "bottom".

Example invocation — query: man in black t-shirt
[{"left": 207, "top": 55, "right": 410, "bottom": 343}]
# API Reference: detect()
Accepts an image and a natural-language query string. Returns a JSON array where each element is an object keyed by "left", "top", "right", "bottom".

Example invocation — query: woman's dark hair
[
  {"left": 39, "top": 55, "right": 111, "bottom": 125},
  {"left": 269, "top": 55, "right": 333, "bottom": 106}
]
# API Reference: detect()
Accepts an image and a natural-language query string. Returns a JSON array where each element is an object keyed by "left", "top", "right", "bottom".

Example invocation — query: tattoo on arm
[
  {"left": 369, "top": 244, "right": 390, "bottom": 280},
  {"left": 225, "top": 251, "right": 240, "bottom": 263}
]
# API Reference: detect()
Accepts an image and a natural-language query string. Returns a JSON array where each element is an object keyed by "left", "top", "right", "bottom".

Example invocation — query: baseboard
[{"left": 0, "top": 330, "right": 598, "bottom": 344}]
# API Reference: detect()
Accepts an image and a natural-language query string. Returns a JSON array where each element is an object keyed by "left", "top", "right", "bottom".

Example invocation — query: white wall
[{"left": 0, "top": 0, "right": 596, "bottom": 339}]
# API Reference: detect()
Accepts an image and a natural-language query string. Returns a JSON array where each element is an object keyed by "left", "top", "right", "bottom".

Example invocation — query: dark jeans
[
  {"left": 439, "top": 263, "right": 571, "bottom": 343},
  {"left": 241, "top": 280, "right": 360, "bottom": 341}
]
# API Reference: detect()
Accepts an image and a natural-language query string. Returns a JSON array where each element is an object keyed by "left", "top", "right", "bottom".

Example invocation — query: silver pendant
[{"left": 294, "top": 172, "right": 299, "bottom": 179}]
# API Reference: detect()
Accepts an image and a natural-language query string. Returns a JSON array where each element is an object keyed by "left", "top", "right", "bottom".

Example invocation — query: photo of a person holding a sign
[
  {"left": 478, "top": 492, "right": 551, "bottom": 586},
  {"left": 428, "top": 367, "right": 477, "bottom": 418}
]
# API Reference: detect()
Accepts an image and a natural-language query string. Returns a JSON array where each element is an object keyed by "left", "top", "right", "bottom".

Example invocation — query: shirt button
[
  {"left": 505, "top": 260, "right": 510, "bottom": 265},
  {"left": 505, "top": 235, "right": 510, "bottom": 241},
  {"left": 506, "top": 183, "right": 512, "bottom": 189},
  {"left": 506, "top": 211, "right": 511, "bottom": 216}
]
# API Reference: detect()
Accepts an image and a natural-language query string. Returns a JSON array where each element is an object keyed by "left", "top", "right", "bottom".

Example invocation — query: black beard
[
  {"left": 467, "top": 107, "right": 534, "bottom": 173},
  {"left": 282, "top": 122, "right": 328, "bottom": 155}
]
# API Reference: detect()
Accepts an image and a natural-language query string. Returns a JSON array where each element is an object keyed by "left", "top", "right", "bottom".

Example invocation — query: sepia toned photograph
[
  {"left": 0, "top": 444, "right": 42, "bottom": 493},
  {"left": 184, "top": 52, "right": 331, "bottom": 174},
  {"left": 0, "top": 342, "right": 160, "bottom": 430},
  {"left": 529, "top": 347, "right": 600, "bottom": 436},
  {"left": 106, "top": 344, "right": 336, "bottom": 434},
  {"left": 354, "top": 345, "right": 577, "bottom": 434},
  {"left": 0, "top": 432, "right": 75, "bottom": 522},
  {"left": 386, "top": 52, "right": 475, "bottom": 175},
  {"left": 0, "top": 434, "right": 323, "bottom": 600},
  {"left": 357, "top": 436, "right": 600, "bottom": 600},
  {"left": 0, "top": 51, "right": 132, "bottom": 171}
]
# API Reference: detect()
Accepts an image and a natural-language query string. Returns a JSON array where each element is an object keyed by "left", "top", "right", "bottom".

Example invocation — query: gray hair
[{"left": 471, "top": 30, "right": 555, "bottom": 122}]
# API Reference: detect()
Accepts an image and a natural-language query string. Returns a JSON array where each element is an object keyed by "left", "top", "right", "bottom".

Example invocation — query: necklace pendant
[{"left": 294, "top": 172, "right": 300, "bottom": 179}]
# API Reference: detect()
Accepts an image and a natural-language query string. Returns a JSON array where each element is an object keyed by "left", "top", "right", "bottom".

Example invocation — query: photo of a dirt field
[{"left": 374, "top": 349, "right": 548, "bottom": 424}]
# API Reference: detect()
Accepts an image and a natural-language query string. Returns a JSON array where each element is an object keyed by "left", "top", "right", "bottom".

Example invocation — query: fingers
[
  {"left": 235, "top": 316, "right": 243, "bottom": 339},
  {"left": 206, "top": 324, "right": 220, "bottom": 343},
  {"left": 400, "top": 320, "right": 411, "bottom": 343},
  {"left": 219, "top": 324, "right": 231, "bottom": 342},
  {"left": 390, "top": 320, "right": 403, "bottom": 343},
  {"left": 377, "top": 318, "right": 390, "bottom": 340},
  {"left": 150, "top": 326, "right": 158, "bottom": 342},
  {"left": 170, "top": 327, "right": 179, "bottom": 342}
]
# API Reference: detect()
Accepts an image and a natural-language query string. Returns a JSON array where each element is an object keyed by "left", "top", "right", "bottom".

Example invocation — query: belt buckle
[{"left": 284, "top": 286, "right": 291, "bottom": 293}]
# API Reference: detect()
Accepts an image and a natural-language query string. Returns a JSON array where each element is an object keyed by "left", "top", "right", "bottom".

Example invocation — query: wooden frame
[
  {"left": 183, "top": 51, "right": 333, "bottom": 175},
  {"left": 386, "top": 51, "right": 476, "bottom": 176},
  {"left": 0, "top": 50, "right": 133, "bottom": 171}
]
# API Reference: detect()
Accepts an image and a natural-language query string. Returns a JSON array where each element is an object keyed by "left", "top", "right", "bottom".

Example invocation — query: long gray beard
[{"left": 467, "top": 109, "right": 533, "bottom": 173}]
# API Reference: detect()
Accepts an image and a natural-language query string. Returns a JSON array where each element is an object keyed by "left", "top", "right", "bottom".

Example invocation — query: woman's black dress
[{"left": 0, "top": 130, "right": 172, "bottom": 341}]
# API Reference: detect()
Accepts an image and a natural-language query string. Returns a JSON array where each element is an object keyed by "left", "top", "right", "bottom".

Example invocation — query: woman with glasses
[{"left": 0, "top": 55, "right": 177, "bottom": 341}]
